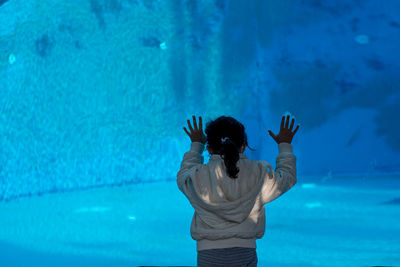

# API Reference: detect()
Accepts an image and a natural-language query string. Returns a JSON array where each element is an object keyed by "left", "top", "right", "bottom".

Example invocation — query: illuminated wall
[{"left": 0, "top": 0, "right": 399, "bottom": 201}]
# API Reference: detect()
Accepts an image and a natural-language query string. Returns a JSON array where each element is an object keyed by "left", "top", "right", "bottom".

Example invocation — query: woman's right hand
[{"left": 268, "top": 115, "right": 300, "bottom": 144}]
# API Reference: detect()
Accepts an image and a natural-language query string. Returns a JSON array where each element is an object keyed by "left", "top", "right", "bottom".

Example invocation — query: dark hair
[{"left": 205, "top": 116, "right": 255, "bottom": 179}]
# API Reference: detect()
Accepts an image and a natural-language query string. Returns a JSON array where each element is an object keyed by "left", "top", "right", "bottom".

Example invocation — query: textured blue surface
[
  {"left": 0, "top": 178, "right": 399, "bottom": 266},
  {"left": 0, "top": 0, "right": 399, "bottom": 202}
]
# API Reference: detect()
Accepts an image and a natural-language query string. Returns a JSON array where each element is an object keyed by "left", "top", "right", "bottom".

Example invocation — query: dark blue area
[
  {"left": 346, "top": 127, "right": 361, "bottom": 146},
  {"left": 220, "top": 1, "right": 257, "bottom": 91},
  {"left": 142, "top": 0, "right": 160, "bottom": 11},
  {"left": 58, "top": 23, "right": 73, "bottom": 34},
  {"left": 89, "top": 0, "right": 122, "bottom": 30},
  {"left": 169, "top": 0, "right": 188, "bottom": 107},
  {"left": 35, "top": 34, "right": 52, "bottom": 57},
  {"left": 90, "top": 0, "right": 105, "bottom": 30},
  {"left": 0, "top": 0, "right": 9, "bottom": 7},
  {"left": 214, "top": 0, "right": 229, "bottom": 11},
  {"left": 74, "top": 40, "right": 81, "bottom": 49},
  {"left": 379, "top": 197, "right": 400, "bottom": 205},
  {"left": 389, "top": 20, "right": 400, "bottom": 28},
  {"left": 303, "top": 0, "right": 357, "bottom": 16},
  {"left": 335, "top": 79, "right": 358, "bottom": 95},
  {"left": 140, "top": 36, "right": 161, "bottom": 47},
  {"left": 365, "top": 57, "right": 385, "bottom": 71}
]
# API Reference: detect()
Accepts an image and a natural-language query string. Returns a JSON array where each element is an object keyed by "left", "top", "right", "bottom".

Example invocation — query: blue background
[{"left": 0, "top": 0, "right": 399, "bottom": 201}]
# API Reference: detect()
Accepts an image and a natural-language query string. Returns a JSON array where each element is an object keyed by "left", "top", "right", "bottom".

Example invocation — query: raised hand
[
  {"left": 183, "top": 115, "right": 207, "bottom": 144},
  {"left": 268, "top": 114, "right": 299, "bottom": 144}
]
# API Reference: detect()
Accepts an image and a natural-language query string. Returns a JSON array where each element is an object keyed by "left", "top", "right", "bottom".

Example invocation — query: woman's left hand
[{"left": 183, "top": 115, "right": 207, "bottom": 144}]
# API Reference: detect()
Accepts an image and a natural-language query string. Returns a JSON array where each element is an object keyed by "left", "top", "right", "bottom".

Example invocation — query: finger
[
  {"left": 285, "top": 115, "right": 290, "bottom": 129},
  {"left": 193, "top": 115, "right": 198, "bottom": 131},
  {"left": 268, "top": 130, "right": 277, "bottom": 141},
  {"left": 183, "top": 127, "right": 191, "bottom": 137},
  {"left": 292, "top": 125, "right": 299, "bottom": 135},
  {"left": 187, "top": 119, "right": 194, "bottom": 132},
  {"left": 289, "top": 118, "right": 295, "bottom": 131},
  {"left": 280, "top": 116, "right": 285, "bottom": 130},
  {"left": 199, "top": 116, "right": 203, "bottom": 132}
]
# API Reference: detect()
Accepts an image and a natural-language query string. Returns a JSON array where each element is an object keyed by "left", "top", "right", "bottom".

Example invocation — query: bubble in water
[
  {"left": 354, "top": 34, "right": 370, "bottom": 45},
  {"left": 159, "top": 42, "right": 167, "bottom": 50},
  {"left": 8, "top": 53, "right": 16, "bottom": 64}
]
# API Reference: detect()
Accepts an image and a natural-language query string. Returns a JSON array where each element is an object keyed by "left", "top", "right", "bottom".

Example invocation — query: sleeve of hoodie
[
  {"left": 258, "top": 142, "right": 297, "bottom": 205},
  {"left": 177, "top": 141, "right": 205, "bottom": 198}
]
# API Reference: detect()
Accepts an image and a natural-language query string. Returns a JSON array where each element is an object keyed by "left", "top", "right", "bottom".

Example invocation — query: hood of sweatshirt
[{"left": 185, "top": 153, "right": 273, "bottom": 229}]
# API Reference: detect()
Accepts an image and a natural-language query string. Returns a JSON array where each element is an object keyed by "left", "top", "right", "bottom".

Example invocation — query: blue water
[
  {"left": 0, "top": 0, "right": 399, "bottom": 266},
  {"left": 0, "top": 176, "right": 399, "bottom": 266}
]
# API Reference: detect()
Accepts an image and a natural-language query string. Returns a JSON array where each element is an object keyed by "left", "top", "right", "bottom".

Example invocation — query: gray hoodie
[{"left": 177, "top": 141, "right": 296, "bottom": 251}]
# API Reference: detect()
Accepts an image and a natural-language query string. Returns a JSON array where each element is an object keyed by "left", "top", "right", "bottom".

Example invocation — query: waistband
[{"left": 197, "top": 238, "right": 256, "bottom": 252}]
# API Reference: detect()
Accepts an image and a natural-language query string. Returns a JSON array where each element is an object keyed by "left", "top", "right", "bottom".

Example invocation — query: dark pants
[{"left": 197, "top": 247, "right": 258, "bottom": 267}]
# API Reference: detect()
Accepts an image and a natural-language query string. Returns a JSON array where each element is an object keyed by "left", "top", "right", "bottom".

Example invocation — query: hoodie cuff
[
  {"left": 191, "top": 142, "right": 205, "bottom": 153},
  {"left": 278, "top": 142, "right": 293, "bottom": 153}
]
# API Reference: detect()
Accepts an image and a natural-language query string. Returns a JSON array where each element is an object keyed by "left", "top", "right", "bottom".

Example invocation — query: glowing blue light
[
  {"left": 301, "top": 183, "right": 316, "bottom": 189},
  {"left": 74, "top": 206, "right": 111, "bottom": 213},
  {"left": 159, "top": 42, "right": 167, "bottom": 50},
  {"left": 8, "top": 53, "right": 16, "bottom": 64},
  {"left": 354, "top": 34, "right": 370, "bottom": 44},
  {"left": 128, "top": 215, "right": 136, "bottom": 220},
  {"left": 305, "top": 202, "right": 322, "bottom": 208}
]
